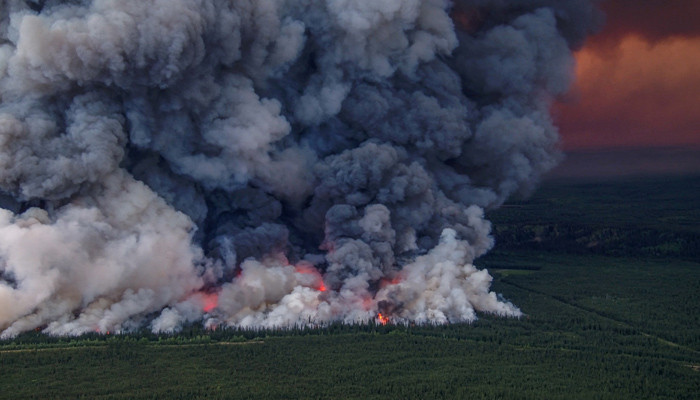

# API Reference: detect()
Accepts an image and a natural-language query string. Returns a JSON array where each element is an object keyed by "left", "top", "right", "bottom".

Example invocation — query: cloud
[{"left": 555, "top": 35, "right": 700, "bottom": 149}]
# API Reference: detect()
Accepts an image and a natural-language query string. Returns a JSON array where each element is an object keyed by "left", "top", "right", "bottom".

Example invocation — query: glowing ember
[{"left": 377, "top": 313, "right": 389, "bottom": 325}]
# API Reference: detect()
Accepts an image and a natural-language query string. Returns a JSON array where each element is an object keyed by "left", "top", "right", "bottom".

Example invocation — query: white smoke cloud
[
  {"left": 0, "top": 172, "right": 204, "bottom": 337},
  {"left": 0, "top": 0, "right": 599, "bottom": 337},
  {"left": 376, "top": 227, "right": 520, "bottom": 324}
]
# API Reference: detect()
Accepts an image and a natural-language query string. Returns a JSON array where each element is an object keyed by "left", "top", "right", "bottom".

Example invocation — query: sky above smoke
[
  {"left": 555, "top": 0, "right": 700, "bottom": 151},
  {"left": 0, "top": 0, "right": 599, "bottom": 337}
]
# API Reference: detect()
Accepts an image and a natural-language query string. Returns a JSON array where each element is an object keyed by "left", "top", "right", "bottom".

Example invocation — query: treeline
[
  {"left": 0, "top": 319, "right": 407, "bottom": 348},
  {"left": 2, "top": 314, "right": 696, "bottom": 364},
  {"left": 490, "top": 222, "right": 699, "bottom": 259},
  {"left": 486, "top": 176, "right": 700, "bottom": 259}
]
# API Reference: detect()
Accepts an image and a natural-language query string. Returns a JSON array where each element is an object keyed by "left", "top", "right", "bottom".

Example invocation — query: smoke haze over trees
[{"left": 0, "top": 0, "right": 599, "bottom": 337}]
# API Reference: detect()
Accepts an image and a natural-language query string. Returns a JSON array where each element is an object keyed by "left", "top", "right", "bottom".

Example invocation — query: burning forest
[{"left": 0, "top": 0, "right": 600, "bottom": 337}]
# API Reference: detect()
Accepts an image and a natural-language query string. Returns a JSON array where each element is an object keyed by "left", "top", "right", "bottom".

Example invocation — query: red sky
[{"left": 554, "top": 0, "right": 700, "bottom": 150}]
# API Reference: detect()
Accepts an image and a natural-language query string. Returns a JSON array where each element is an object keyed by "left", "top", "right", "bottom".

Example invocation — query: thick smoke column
[{"left": 0, "top": 0, "right": 599, "bottom": 336}]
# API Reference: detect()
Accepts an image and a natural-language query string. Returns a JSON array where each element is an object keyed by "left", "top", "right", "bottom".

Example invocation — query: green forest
[
  {"left": 1, "top": 176, "right": 699, "bottom": 399},
  {"left": 487, "top": 176, "right": 700, "bottom": 259}
]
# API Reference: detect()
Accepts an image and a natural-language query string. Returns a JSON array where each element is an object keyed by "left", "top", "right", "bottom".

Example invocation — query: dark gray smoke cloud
[{"left": 0, "top": 0, "right": 599, "bottom": 336}]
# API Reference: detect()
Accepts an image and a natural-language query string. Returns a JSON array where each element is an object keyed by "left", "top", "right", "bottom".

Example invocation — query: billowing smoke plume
[{"left": 0, "top": 0, "right": 599, "bottom": 337}]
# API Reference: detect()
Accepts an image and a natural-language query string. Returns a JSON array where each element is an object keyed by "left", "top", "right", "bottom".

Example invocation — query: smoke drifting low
[{"left": 0, "top": 0, "right": 598, "bottom": 337}]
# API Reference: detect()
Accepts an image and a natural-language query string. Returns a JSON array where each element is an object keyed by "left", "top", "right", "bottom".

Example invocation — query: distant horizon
[{"left": 545, "top": 145, "right": 700, "bottom": 180}]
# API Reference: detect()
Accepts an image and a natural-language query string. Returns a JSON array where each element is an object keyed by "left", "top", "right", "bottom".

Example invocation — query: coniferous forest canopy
[
  {"left": 0, "top": 0, "right": 698, "bottom": 397},
  {"left": 1, "top": 176, "right": 699, "bottom": 399}
]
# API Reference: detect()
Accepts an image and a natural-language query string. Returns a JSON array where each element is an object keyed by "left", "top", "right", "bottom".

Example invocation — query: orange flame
[
  {"left": 380, "top": 275, "right": 403, "bottom": 289},
  {"left": 295, "top": 263, "right": 327, "bottom": 292},
  {"left": 377, "top": 313, "right": 389, "bottom": 325},
  {"left": 202, "top": 292, "right": 219, "bottom": 313}
]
